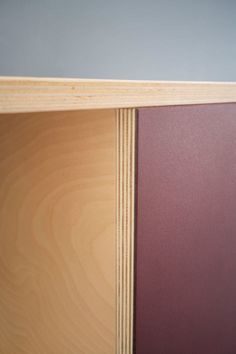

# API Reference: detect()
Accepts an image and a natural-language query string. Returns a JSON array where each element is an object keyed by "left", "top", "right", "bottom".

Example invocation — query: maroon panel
[{"left": 135, "top": 104, "right": 236, "bottom": 354}]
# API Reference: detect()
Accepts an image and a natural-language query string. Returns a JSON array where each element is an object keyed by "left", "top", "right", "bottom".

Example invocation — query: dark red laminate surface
[{"left": 135, "top": 104, "right": 236, "bottom": 354}]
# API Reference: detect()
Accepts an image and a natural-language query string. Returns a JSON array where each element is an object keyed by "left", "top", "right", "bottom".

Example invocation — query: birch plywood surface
[
  {"left": 1, "top": 77, "right": 236, "bottom": 113},
  {"left": 116, "top": 109, "right": 136, "bottom": 354},
  {"left": 0, "top": 109, "right": 116, "bottom": 354}
]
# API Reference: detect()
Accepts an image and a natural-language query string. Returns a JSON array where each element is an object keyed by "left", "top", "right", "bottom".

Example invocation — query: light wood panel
[
  {"left": 0, "top": 109, "right": 116, "bottom": 354},
  {"left": 116, "top": 108, "right": 136, "bottom": 354},
  {"left": 1, "top": 77, "right": 236, "bottom": 113}
]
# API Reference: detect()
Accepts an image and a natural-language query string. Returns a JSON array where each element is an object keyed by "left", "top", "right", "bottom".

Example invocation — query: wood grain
[
  {"left": 1, "top": 77, "right": 236, "bottom": 113},
  {"left": 116, "top": 108, "right": 136, "bottom": 354},
  {"left": 0, "top": 109, "right": 116, "bottom": 354}
]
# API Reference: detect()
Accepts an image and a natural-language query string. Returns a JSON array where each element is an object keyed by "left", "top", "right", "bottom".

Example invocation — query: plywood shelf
[
  {"left": 1, "top": 77, "right": 236, "bottom": 113},
  {"left": 1, "top": 76, "right": 236, "bottom": 354}
]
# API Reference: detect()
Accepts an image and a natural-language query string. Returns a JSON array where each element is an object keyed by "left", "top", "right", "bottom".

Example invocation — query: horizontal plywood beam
[{"left": 1, "top": 77, "right": 236, "bottom": 113}]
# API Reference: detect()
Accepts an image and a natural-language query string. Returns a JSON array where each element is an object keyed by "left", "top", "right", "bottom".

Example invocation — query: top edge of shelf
[{"left": 1, "top": 76, "right": 236, "bottom": 113}]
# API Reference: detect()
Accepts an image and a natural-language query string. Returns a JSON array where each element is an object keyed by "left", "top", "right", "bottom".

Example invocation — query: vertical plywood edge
[{"left": 116, "top": 108, "right": 136, "bottom": 354}]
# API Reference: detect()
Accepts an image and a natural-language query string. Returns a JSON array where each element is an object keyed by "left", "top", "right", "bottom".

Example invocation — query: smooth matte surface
[
  {"left": 135, "top": 104, "right": 236, "bottom": 354},
  {"left": 0, "top": 109, "right": 116, "bottom": 354},
  {"left": 0, "top": 0, "right": 236, "bottom": 81}
]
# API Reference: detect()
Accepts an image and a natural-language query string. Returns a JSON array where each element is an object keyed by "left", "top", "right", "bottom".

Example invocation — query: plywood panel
[
  {"left": 116, "top": 109, "right": 136, "bottom": 354},
  {"left": 135, "top": 104, "right": 236, "bottom": 354},
  {"left": 1, "top": 77, "right": 236, "bottom": 113},
  {"left": 0, "top": 109, "right": 116, "bottom": 354}
]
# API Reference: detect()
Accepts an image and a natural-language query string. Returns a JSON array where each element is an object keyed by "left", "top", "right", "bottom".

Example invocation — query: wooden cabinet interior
[
  {"left": 0, "top": 109, "right": 116, "bottom": 354},
  {"left": 1, "top": 77, "right": 236, "bottom": 354}
]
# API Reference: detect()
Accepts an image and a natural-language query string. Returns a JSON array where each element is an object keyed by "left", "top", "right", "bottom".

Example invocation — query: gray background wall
[{"left": 0, "top": 0, "right": 235, "bottom": 81}]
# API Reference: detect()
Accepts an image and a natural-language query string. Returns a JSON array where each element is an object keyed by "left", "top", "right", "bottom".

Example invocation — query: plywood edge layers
[
  {"left": 1, "top": 77, "right": 236, "bottom": 113},
  {"left": 116, "top": 108, "right": 136, "bottom": 354}
]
